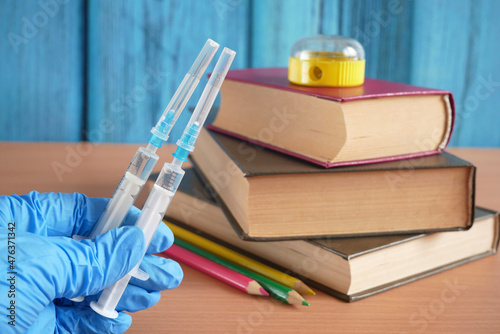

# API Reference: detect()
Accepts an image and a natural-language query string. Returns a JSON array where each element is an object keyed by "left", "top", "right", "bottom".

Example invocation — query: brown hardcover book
[
  {"left": 189, "top": 129, "right": 475, "bottom": 239},
  {"left": 165, "top": 169, "right": 499, "bottom": 302},
  {"left": 210, "top": 68, "right": 455, "bottom": 167}
]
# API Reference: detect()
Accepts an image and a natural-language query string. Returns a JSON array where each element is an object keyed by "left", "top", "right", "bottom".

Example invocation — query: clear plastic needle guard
[{"left": 90, "top": 47, "right": 236, "bottom": 318}]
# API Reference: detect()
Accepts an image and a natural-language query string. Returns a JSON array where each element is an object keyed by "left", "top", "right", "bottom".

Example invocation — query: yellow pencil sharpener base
[{"left": 288, "top": 57, "right": 365, "bottom": 87}]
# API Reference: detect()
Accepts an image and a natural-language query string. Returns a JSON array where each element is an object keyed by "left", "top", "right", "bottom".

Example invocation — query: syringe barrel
[
  {"left": 90, "top": 162, "right": 185, "bottom": 318},
  {"left": 89, "top": 146, "right": 159, "bottom": 238},
  {"left": 126, "top": 146, "right": 159, "bottom": 181},
  {"left": 136, "top": 162, "right": 185, "bottom": 248}
]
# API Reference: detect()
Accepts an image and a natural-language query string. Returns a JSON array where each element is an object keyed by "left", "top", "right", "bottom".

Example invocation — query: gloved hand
[{"left": 0, "top": 191, "right": 183, "bottom": 334}]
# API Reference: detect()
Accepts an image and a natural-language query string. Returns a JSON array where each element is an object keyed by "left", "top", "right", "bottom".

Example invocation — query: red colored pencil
[{"left": 163, "top": 244, "right": 269, "bottom": 296}]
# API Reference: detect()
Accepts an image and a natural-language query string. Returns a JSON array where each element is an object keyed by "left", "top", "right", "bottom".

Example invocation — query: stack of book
[{"left": 164, "top": 68, "right": 499, "bottom": 302}]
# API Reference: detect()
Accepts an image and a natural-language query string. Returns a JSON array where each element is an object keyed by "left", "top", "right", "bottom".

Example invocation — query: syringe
[
  {"left": 89, "top": 47, "right": 236, "bottom": 318},
  {"left": 88, "top": 39, "right": 219, "bottom": 239},
  {"left": 70, "top": 39, "right": 219, "bottom": 302}
]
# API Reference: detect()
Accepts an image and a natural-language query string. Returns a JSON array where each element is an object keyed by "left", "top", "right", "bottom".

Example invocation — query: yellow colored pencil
[{"left": 165, "top": 220, "right": 315, "bottom": 295}]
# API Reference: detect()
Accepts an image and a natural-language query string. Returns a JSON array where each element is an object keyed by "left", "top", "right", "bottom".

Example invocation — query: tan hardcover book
[
  {"left": 189, "top": 129, "right": 475, "bottom": 239},
  {"left": 165, "top": 169, "right": 499, "bottom": 302}
]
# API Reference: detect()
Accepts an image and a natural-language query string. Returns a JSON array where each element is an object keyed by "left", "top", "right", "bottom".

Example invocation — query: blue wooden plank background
[
  {"left": 0, "top": 0, "right": 84, "bottom": 141},
  {"left": 0, "top": 0, "right": 498, "bottom": 147}
]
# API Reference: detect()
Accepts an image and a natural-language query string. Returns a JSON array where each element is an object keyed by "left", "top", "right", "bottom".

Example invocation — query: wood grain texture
[
  {"left": 250, "top": 0, "right": 322, "bottom": 67},
  {"left": 0, "top": 0, "right": 84, "bottom": 141},
  {"left": 0, "top": 0, "right": 498, "bottom": 146},
  {"left": 126, "top": 147, "right": 500, "bottom": 333},
  {"left": 0, "top": 143, "right": 498, "bottom": 333},
  {"left": 411, "top": 0, "right": 500, "bottom": 147},
  {"left": 339, "top": 0, "right": 413, "bottom": 83},
  {"left": 319, "top": 0, "right": 341, "bottom": 35},
  {"left": 87, "top": 0, "right": 250, "bottom": 144},
  {"left": 0, "top": 142, "right": 177, "bottom": 206}
]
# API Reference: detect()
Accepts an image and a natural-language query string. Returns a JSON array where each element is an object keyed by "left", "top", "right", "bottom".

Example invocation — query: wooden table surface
[{"left": 0, "top": 143, "right": 499, "bottom": 333}]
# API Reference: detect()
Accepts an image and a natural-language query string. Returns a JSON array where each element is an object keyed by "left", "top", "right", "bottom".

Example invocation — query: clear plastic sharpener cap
[{"left": 288, "top": 35, "right": 365, "bottom": 87}]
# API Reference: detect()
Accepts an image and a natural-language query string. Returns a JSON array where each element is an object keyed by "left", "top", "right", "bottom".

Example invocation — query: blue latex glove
[{"left": 0, "top": 192, "right": 183, "bottom": 334}]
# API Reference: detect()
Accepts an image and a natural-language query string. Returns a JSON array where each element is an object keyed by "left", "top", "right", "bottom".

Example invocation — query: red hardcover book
[{"left": 209, "top": 68, "right": 455, "bottom": 168}]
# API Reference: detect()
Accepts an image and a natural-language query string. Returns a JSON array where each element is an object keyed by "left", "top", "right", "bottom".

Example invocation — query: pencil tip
[
  {"left": 294, "top": 281, "right": 315, "bottom": 295},
  {"left": 247, "top": 281, "right": 270, "bottom": 296},
  {"left": 305, "top": 289, "right": 316, "bottom": 295},
  {"left": 302, "top": 300, "right": 310, "bottom": 306}
]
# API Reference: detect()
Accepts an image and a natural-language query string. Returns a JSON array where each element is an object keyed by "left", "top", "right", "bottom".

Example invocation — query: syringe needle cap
[{"left": 188, "top": 39, "right": 220, "bottom": 79}]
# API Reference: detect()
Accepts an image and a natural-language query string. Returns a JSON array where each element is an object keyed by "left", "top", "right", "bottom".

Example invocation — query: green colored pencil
[{"left": 174, "top": 238, "right": 309, "bottom": 306}]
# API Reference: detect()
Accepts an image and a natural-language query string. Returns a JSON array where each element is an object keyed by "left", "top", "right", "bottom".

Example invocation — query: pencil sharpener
[{"left": 288, "top": 35, "right": 365, "bottom": 87}]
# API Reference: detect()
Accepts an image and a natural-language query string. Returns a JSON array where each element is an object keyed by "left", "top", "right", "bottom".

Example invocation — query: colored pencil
[
  {"left": 174, "top": 238, "right": 309, "bottom": 306},
  {"left": 165, "top": 221, "right": 315, "bottom": 295},
  {"left": 164, "top": 244, "right": 268, "bottom": 296}
]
